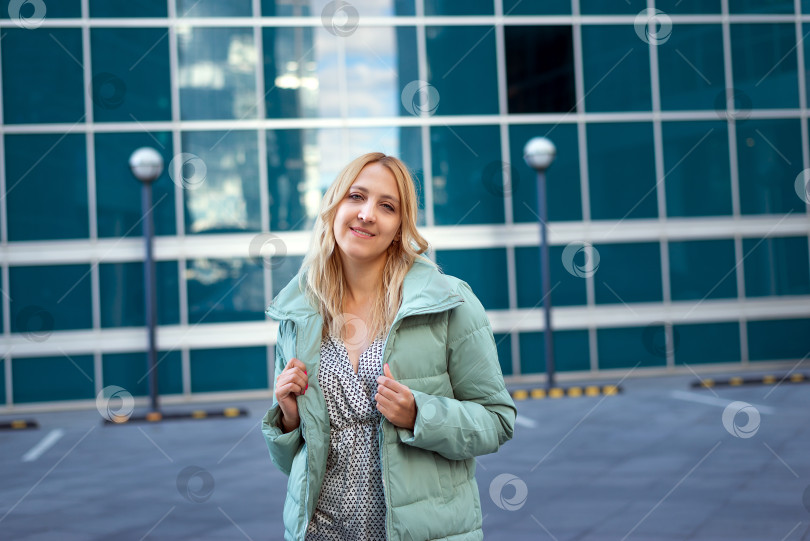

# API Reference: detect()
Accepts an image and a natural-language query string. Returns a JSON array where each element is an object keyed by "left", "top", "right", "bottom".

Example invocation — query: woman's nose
[{"left": 359, "top": 202, "right": 376, "bottom": 222}]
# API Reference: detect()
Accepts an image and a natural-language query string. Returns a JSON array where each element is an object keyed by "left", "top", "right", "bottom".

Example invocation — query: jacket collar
[{"left": 265, "top": 255, "right": 463, "bottom": 324}]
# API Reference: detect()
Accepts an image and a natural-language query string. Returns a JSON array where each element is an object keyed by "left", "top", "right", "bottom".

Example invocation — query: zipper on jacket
[{"left": 377, "top": 296, "right": 463, "bottom": 538}]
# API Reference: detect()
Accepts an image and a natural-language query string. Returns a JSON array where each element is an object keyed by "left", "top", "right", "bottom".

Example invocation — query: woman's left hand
[{"left": 376, "top": 363, "right": 416, "bottom": 430}]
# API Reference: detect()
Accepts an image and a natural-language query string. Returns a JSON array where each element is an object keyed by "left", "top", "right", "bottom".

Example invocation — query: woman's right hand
[{"left": 275, "top": 357, "right": 308, "bottom": 432}]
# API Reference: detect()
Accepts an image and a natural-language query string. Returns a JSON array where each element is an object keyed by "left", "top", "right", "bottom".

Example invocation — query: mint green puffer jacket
[{"left": 261, "top": 255, "right": 516, "bottom": 540}]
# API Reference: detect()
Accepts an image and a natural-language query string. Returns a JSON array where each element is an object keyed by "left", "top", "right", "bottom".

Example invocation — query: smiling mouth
[{"left": 350, "top": 227, "right": 374, "bottom": 237}]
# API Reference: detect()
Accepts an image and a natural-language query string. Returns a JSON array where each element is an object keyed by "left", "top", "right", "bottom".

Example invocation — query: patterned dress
[{"left": 304, "top": 333, "right": 388, "bottom": 540}]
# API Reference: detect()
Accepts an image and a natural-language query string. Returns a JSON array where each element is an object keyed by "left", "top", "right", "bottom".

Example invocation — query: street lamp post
[
  {"left": 523, "top": 137, "right": 557, "bottom": 389},
  {"left": 129, "top": 147, "right": 164, "bottom": 414}
]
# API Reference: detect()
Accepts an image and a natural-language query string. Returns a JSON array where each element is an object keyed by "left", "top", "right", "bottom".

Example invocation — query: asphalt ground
[{"left": 0, "top": 373, "right": 808, "bottom": 541}]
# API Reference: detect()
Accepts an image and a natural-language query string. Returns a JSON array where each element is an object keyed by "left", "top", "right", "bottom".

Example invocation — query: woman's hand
[
  {"left": 375, "top": 363, "right": 416, "bottom": 430},
  {"left": 275, "top": 357, "right": 308, "bottom": 432}
]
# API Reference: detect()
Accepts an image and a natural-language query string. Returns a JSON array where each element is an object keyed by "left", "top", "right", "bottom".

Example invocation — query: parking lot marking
[
  {"left": 22, "top": 429, "right": 65, "bottom": 463},
  {"left": 514, "top": 415, "right": 537, "bottom": 428},
  {"left": 669, "top": 390, "right": 775, "bottom": 415}
]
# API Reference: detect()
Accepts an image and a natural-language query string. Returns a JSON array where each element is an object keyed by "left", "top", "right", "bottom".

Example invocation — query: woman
[{"left": 262, "top": 152, "right": 516, "bottom": 540}]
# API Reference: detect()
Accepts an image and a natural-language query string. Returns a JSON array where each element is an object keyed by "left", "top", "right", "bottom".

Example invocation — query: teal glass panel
[
  {"left": 90, "top": 0, "right": 167, "bottom": 17},
  {"left": 659, "top": 25, "right": 724, "bottom": 110},
  {"left": 494, "top": 333, "right": 512, "bottom": 376},
  {"left": 730, "top": 0, "right": 793, "bottom": 13},
  {"left": 580, "top": 0, "right": 646, "bottom": 13},
  {"left": 263, "top": 0, "right": 414, "bottom": 16},
  {"left": 426, "top": 26, "right": 498, "bottom": 115},
  {"left": 434, "top": 249, "right": 509, "bottom": 310},
  {"left": 669, "top": 239, "right": 737, "bottom": 301},
  {"left": 5, "top": 134, "right": 88, "bottom": 241},
  {"left": 587, "top": 123, "right": 658, "bottom": 220},
  {"left": 581, "top": 25, "right": 651, "bottom": 112},
  {"left": 431, "top": 125, "right": 504, "bottom": 225},
  {"left": 267, "top": 127, "right": 424, "bottom": 231},
  {"left": 731, "top": 24, "right": 799, "bottom": 109},
  {"left": 515, "top": 246, "right": 587, "bottom": 308},
  {"left": 748, "top": 318, "right": 810, "bottom": 361},
  {"left": 737, "top": 119, "right": 804, "bottom": 215},
  {"left": 504, "top": 0, "right": 570, "bottom": 14},
  {"left": 11, "top": 265, "right": 92, "bottom": 333},
  {"left": 178, "top": 27, "right": 256, "bottom": 120},
  {"left": 593, "top": 242, "right": 663, "bottom": 304},
  {"left": 509, "top": 123, "right": 582, "bottom": 223},
  {"left": 13, "top": 355, "right": 94, "bottom": 403},
  {"left": 102, "top": 351, "right": 183, "bottom": 396},
  {"left": 187, "top": 258, "right": 265, "bottom": 323},
  {"left": 663, "top": 121, "right": 732, "bottom": 217},
  {"left": 505, "top": 26, "right": 575, "bottom": 114},
  {"left": 2, "top": 28, "right": 84, "bottom": 124},
  {"left": 90, "top": 28, "right": 171, "bottom": 122},
  {"left": 673, "top": 322, "right": 741, "bottom": 365},
  {"left": 519, "top": 330, "right": 591, "bottom": 374},
  {"left": 99, "top": 261, "right": 180, "bottom": 328},
  {"left": 425, "top": 0, "right": 492, "bottom": 14},
  {"left": 743, "top": 236, "right": 810, "bottom": 297},
  {"left": 655, "top": 0, "right": 720, "bottom": 13},
  {"left": 597, "top": 325, "right": 667, "bottom": 369},
  {"left": 177, "top": 0, "right": 251, "bottom": 16},
  {"left": 190, "top": 346, "right": 269, "bottom": 392},
  {"left": 2, "top": 1, "right": 79, "bottom": 19},
  {"left": 95, "top": 132, "right": 175, "bottom": 237},
  {"left": 270, "top": 256, "right": 304, "bottom": 297},
  {"left": 181, "top": 130, "right": 261, "bottom": 234}
]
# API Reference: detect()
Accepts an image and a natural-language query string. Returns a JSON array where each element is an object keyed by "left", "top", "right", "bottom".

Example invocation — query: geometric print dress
[{"left": 304, "top": 333, "right": 388, "bottom": 540}]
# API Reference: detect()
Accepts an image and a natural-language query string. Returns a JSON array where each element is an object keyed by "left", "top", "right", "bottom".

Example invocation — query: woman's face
[{"left": 333, "top": 162, "right": 402, "bottom": 267}]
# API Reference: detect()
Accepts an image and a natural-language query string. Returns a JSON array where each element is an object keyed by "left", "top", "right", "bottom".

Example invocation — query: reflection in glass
[
  {"left": 177, "top": 0, "right": 251, "bottom": 17},
  {"left": 262, "top": 0, "right": 413, "bottom": 17},
  {"left": 267, "top": 127, "right": 423, "bottom": 231},
  {"left": 264, "top": 26, "right": 339, "bottom": 118},
  {"left": 263, "top": 26, "right": 417, "bottom": 119},
  {"left": 186, "top": 258, "right": 265, "bottom": 323},
  {"left": 178, "top": 27, "right": 257, "bottom": 120},
  {"left": 181, "top": 130, "right": 260, "bottom": 234}
]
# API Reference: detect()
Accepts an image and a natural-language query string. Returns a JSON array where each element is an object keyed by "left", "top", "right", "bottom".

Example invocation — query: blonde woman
[{"left": 262, "top": 152, "right": 516, "bottom": 540}]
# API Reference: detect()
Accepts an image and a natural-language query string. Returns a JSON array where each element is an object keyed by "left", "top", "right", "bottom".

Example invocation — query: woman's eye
[
  {"left": 383, "top": 204, "right": 395, "bottom": 212},
  {"left": 349, "top": 193, "right": 362, "bottom": 200}
]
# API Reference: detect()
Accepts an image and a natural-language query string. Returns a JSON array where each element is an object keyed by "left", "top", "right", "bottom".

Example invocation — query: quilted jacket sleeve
[
  {"left": 396, "top": 281, "right": 516, "bottom": 461},
  {"left": 261, "top": 320, "right": 304, "bottom": 476}
]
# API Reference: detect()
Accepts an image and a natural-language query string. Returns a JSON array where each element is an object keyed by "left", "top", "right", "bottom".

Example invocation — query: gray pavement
[{"left": 0, "top": 372, "right": 808, "bottom": 540}]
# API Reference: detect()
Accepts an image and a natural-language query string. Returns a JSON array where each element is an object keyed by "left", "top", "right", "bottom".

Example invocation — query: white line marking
[
  {"left": 669, "top": 390, "right": 775, "bottom": 415},
  {"left": 514, "top": 415, "right": 537, "bottom": 428},
  {"left": 22, "top": 429, "right": 65, "bottom": 463}
]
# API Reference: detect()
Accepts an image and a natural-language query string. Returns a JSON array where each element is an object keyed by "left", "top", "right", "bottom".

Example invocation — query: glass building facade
[{"left": 2, "top": 0, "right": 809, "bottom": 407}]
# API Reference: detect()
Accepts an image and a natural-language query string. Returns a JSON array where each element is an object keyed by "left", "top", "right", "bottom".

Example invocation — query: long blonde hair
[{"left": 300, "top": 153, "right": 431, "bottom": 342}]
